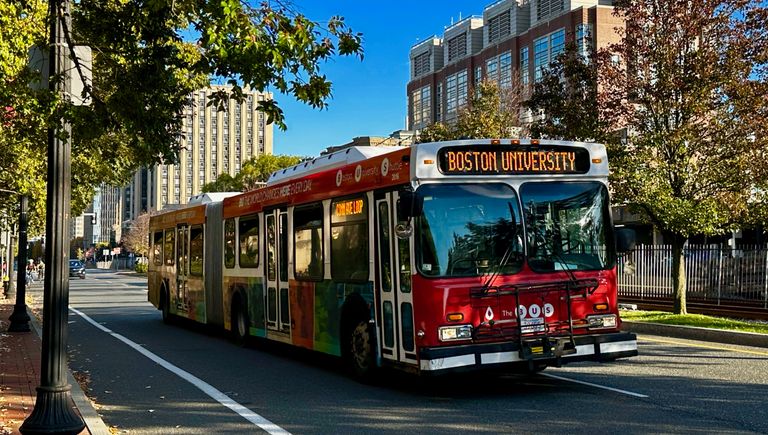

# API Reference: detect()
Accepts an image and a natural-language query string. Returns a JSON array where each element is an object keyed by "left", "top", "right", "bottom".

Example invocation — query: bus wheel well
[
  {"left": 340, "top": 294, "right": 370, "bottom": 347},
  {"left": 160, "top": 281, "right": 172, "bottom": 324},
  {"left": 340, "top": 293, "right": 376, "bottom": 380},
  {"left": 230, "top": 289, "right": 249, "bottom": 346}
]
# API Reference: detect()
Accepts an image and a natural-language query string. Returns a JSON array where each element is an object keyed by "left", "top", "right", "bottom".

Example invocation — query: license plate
[{"left": 521, "top": 317, "right": 545, "bottom": 333}]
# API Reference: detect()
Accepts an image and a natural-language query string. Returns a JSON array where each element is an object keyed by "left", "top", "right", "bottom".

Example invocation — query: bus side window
[
  {"left": 224, "top": 219, "right": 236, "bottom": 268},
  {"left": 189, "top": 226, "right": 204, "bottom": 276},
  {"left": 153, "top": 231, "right": 163, "bottom": 266},
  {"left": 330, "top": 196, "right": 369, "bottom": 282},
  {"left": 239, "top": 215, "right": 259, "bottom": 268},
  {"left": 294, "top": 204, "right": 324, "bottom": 281},
  {"left": 164, "top": 229, "right": 175, "bottom": 266}
]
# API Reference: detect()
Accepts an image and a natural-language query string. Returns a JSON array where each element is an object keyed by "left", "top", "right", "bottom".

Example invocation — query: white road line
[
  {"left": 541, "top": 373, "right": 649, "bottom": 398},
  {"left": 69, "top": 307, "right": 290, "bottom": 435}
]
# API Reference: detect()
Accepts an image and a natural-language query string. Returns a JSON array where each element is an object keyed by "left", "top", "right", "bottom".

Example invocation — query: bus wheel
[
  {"left": 347, "top": 320, "right": 375, "bottom": 379},
  {"left": 232, "top": 297, "right": 249, "bottom": 346}
]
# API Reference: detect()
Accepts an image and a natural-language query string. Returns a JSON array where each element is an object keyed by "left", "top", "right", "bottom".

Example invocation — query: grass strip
[{"left": 620, "top": 310, "right": 768, "bottom": 335}]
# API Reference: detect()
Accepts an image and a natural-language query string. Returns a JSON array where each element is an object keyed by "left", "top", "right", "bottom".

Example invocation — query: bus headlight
[
  {"left": 438, "top": 325, "right": 473, "bottom": 341},
  {"left": 587, "top": 314, "right": 617, "bottom": 330}
]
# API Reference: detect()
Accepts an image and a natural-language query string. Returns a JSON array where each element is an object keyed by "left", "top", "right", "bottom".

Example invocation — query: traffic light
[{"left": 90, "top": 213, "right": 97, "bottom": 225}]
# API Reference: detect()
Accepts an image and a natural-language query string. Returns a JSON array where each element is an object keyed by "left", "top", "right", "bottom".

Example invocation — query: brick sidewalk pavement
[{"left": 0, "top": 298, "right": 89, "bottom": 435}]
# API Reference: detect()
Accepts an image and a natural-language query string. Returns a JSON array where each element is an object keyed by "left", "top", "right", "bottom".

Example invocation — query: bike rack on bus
[{"left": 470, "top": 279, "right": 599, "bottom": 366}]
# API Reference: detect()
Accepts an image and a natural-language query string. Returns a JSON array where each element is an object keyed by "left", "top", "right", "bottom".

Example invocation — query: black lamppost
[
  {"left": 0, "top": 189, "right": 31, "bottom": 332},
  {"left": 8, "top": 194, "right": 31, "bottom": 332},
  {"left": 20, "top": 0, "right": 86, "bottom": 432}
]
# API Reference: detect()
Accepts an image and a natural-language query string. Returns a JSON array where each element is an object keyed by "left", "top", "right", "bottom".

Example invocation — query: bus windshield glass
[
  {"left": 416, "top": 183, "right": 524, "bottom": 277},
  {"left": 520, "top": 181, "right": 613, "bottom": 272}
]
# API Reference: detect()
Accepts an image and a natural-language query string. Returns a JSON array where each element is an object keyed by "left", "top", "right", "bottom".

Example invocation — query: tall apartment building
[
  {"left": 122, "top": 85, "right": 274, "bottom": 222},
  {"left": 407, "top": 0, "right": 622, "bottom": 131}
]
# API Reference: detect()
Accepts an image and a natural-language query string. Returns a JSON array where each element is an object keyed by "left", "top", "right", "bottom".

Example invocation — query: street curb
[
  {"left": 622, "top": 320, "right": 768, "bottom": 349},
  {"left": 28, "top": 303, "right": 112, "bottom": 435}
]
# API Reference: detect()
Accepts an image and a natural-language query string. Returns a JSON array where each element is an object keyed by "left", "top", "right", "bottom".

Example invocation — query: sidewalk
[{"left": 0, "top": 296, "right": 109, "bottom": 435}]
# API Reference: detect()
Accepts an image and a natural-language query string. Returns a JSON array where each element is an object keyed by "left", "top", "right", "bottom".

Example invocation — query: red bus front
[{"left": 402, "top": 180, "right": 637, "bottom": 374}]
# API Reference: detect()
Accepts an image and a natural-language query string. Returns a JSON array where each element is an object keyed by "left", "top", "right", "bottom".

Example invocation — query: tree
[
  {"left": 201, "top": 154, "right": 304, "bottom": 192},
  {"left": 237, "top": 154, "right": 305, "bottom": 189},
  {"left": 526, "top": 41, "right": 616, "bottom": 144},
  {"left": 122, "top": 212, "right": 151, "bottom": 258},
  {"left": 599, "top": 1, "right": 768, "bottom": 314},
  {"left": 201, "top": 173, "right": 243, "bottom": 193},
  {"left": 417, "top": 80, "right": 526, "bottom": 143},
  {"left": 0, "top": 0, "right": 363, "bottom": 235}
]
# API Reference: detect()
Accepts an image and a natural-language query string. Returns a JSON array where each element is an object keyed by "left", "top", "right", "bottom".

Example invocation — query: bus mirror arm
[{"left": 397, "top": 190, "right": 423, "bottom": 221}]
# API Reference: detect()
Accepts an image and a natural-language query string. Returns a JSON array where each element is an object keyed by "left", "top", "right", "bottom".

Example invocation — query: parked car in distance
[{"left": 69, "top": 260, "right": 85, "bottom": 279}]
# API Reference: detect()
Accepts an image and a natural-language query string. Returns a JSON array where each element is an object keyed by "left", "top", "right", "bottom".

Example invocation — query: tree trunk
[{"left": 671, "top": 234, "right": 688, "bottom": 315}]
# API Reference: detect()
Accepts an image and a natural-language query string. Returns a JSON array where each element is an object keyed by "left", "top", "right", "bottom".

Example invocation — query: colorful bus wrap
[{"left": 148, "top": 139, "right": 638, "bottom": 377}]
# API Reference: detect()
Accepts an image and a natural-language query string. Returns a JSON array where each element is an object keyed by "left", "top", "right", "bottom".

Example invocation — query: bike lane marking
[
  {"left": 540, "top": 373, "right": 649, "bottom": 398},
  {"left": 70, "top": 307, "right": 291, "bottom": 435}
]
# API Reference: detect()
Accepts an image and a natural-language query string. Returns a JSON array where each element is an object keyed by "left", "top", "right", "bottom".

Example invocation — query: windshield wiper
[{"left": 480, "top": 202, "right": 520, "bottom": 294}]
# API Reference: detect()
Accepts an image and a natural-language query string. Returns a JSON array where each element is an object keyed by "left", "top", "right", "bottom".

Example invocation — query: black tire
[
  {"left": 347, "top": 320, "right": 376, "bottom": 380},
  {"left": 231, "top": 295, "right": 249, "bottom": 346}
]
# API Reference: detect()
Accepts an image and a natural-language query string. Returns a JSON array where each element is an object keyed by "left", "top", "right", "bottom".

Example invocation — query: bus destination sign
[
  {"left": 334, "top": 198, "right": 365, "bottom": 217},
  {"left": 438, "top": 145, "right": 591, "bottom": 175}
]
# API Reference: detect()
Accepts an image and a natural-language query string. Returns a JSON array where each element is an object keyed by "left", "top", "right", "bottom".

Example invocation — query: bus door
[
  {"left": 376, "top": 193, "right": 416, "bottom": 364},
  {"left": 176, "top": 224, "right": 189, "bottom": 311},
  {"left": 265, "top": 208, "right": 290, "bottom": 333}
]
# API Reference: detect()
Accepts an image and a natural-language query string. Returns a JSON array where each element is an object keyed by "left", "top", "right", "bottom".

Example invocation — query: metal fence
[{"left": 618, "top": 244, "right": 768, "bottom": 309}]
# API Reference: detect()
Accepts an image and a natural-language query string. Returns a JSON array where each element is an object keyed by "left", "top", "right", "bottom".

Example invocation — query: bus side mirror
[
  {"left": 396, "top": 190, "right": 422, "bottom": 221},
  {"left": 615, "top": 228, "right": 636, "bottom": 254}
]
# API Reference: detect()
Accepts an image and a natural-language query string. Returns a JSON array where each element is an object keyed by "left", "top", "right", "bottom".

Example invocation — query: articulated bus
[{"left": 148, "top": 139, "right": 638, "bottom": 377}]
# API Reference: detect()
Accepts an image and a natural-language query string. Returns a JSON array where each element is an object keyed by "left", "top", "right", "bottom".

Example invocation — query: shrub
[{"left": 134, "top": 262, "right": 148, "bottom": 273}]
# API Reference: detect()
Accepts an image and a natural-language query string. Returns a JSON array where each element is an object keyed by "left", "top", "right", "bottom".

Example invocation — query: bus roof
[
  {"left": 222, "top": 139, "right": 608, "bottom": 218},
  {"left": 266, "top": 146, "right": 402, "bottom": 185}
]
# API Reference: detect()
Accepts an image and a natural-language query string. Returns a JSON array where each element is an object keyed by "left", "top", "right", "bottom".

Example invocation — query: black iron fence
[{"left": 618, "top": 244, "right": 768, "bottom": 310}]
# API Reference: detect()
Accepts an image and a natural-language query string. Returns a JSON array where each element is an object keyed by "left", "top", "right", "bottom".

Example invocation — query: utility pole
[{"left": 20, "top": 0, "right": 86, "bottom": 432}]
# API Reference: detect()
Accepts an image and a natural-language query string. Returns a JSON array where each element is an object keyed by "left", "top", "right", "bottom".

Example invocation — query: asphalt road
[{"left": 27, "top": 269, "right": 768, "bottom": 434}]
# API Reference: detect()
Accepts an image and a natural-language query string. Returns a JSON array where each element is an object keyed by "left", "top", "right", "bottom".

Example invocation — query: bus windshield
[
  {"left": 416, "top": 184, "right": 524, "bottom": 277},
  {"left": 520, "top": 181, "right": 613, "bottom": 272}
]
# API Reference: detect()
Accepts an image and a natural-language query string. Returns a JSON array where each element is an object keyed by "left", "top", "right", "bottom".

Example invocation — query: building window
[
  {"left": 446, "top": 70, "right": 468, "bottom": 116},
  {"left": 446, "top": 75, "right": 457, "bottom": 115},
  {"left": 576, "top": 23, "right": 593, "bottom": 60},
  {"left": 436, "top": 83, "right": 443, "bottom": 122},
  {"left": 534, "top": 28, "right": 566, "bottom": 82},
  {"left": 413, "top": 51, "right": 431, "bottom": 77},
  {"left": 486, "top": 57, "right": 498, "bottom": 82},
  {"left": 498, "top": 52, "right": 512, "bottom": 88},
  {"left": 520, "top": 46, "right": 530, "bottom": 86},
  {"left": 447, "top": 32, "right": 467, "bottom": 62},
  {"left": 537, "top": 0, "right": 564, "bottom": 22},
  {"left": 488, "top": 10, "right": 511, "bottom": 44},
  {"left": 411, "top": 85, "right": 431, "bottom": 128}
]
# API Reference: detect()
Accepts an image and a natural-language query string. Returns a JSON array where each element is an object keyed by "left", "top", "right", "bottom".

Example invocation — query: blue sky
[{"left": 273, "top": 1, "right": 482, "bottom": 157}]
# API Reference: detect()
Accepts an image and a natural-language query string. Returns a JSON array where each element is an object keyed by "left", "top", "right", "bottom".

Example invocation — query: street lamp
[
  {"left": 0, "top": 188, "right": 31, "bottom": 332},
  {"left": 19, "top": 0, "right": 86, "bottom": 432}
]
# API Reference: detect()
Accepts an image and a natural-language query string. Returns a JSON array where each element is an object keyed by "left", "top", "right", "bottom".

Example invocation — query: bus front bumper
[{"left": 418, "top": 332, "right": 637, "bottom": 374}]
